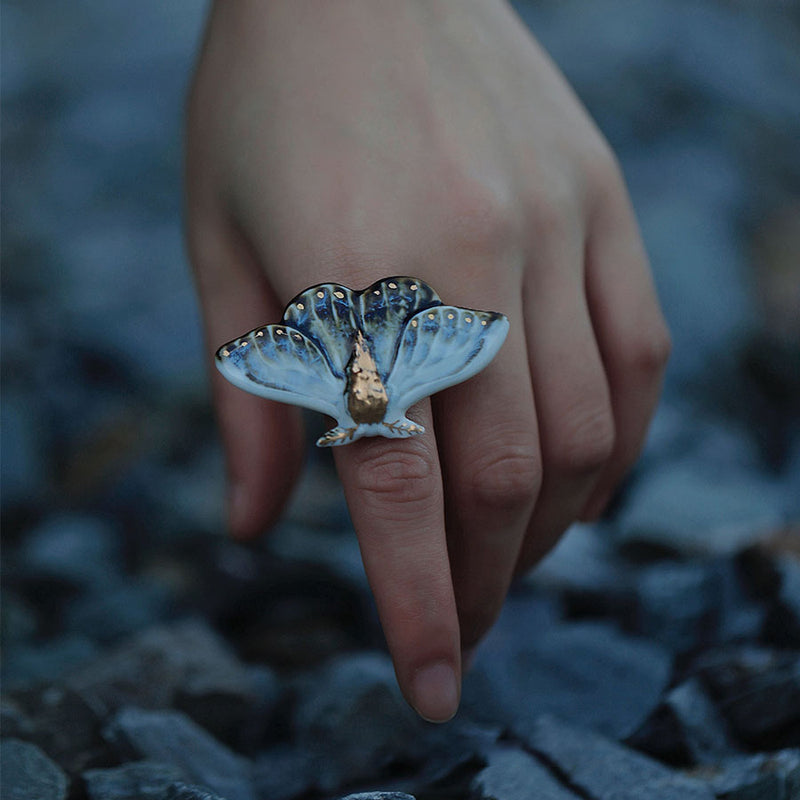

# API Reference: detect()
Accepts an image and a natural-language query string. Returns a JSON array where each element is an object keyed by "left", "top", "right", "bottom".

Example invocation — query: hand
[{"left": 186, "top": 0, "right": 670, "bottom": 722}]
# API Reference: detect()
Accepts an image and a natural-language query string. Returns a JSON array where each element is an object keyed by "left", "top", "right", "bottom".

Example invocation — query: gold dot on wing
[
  {"left": 297, "top": 302, "right": 305, "bottom": 310},
  {"left": 411, "top": 319, "right": 418, "bottom": 328},
  {"left": 428, "top": 313, "right": 435, "bottom": 320},
  {"left": 316, "top": 290, "right": 325, "bottom": 298},
  {"left": 447, "top": 313, "right": 454, "bottom": 320},
  {"left": 465, "top": 316, "right": 472, "bottom": 323},
  {"left": 334, "top": 291, "right": 345, "bottom": 299},
  {"left": 388, "top": 282, "right": 397, "bottom": 289},
  {"left": 410, "top": 284, "right": 418, "bottom": 291}
]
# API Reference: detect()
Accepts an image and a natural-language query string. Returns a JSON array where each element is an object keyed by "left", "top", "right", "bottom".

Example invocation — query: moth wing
[
  {"left": 385, "top": 306, "right": 509, "bottom": 415},
  {"left": 216, "top": 325, "right": 346, "bottom": 419}
]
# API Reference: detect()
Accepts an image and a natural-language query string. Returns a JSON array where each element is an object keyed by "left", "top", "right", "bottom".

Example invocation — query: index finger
[{"left": 333, "top": 399, "right": 461, "bottom": 722}]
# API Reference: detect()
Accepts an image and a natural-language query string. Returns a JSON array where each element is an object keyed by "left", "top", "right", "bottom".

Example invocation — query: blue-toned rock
[
  {"left": 525, "top": 715, "right": 714, "bottom": 800},
  {"left": 292, "top": 651, "right": 423, "bottom": 792},
  {"left": 83, "top": 760, "right": 186, "bottom": 800},
  {"left": 0, "top": 738, "right": 68, "bottom": 800},
  {"left": 472, "top": 746, "right": 580, "bottom": 799},
  {"left": 627, "top": 677, "right": 735, "bottom": 765},
  {"left": 462, "top": 618, "right": 671, "bottom": 741},
  {"left": 104, "top": 707, "right": 256, "bottom": 800}
]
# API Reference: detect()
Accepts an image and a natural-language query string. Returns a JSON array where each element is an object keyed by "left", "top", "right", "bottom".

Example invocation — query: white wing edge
[
  {"left": 215, "top": 350, "right": 346, "bottom": 420},
  {"left": 385, "top": 312, "right": 510, "bottom": 417}
]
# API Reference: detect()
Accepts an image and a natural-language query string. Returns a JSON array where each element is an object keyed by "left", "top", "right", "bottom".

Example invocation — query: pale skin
[{"left": 186, "top": 0, "right": 671, "bottom": 722}]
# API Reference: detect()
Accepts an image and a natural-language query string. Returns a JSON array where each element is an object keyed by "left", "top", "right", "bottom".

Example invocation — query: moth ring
[{"left": 216, "top": 276, "right": 509, "bottom": 447}]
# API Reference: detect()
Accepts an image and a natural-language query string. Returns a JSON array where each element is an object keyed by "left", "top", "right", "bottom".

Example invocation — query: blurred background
[{"left": 1, "top": 0, "right": 799, "bottom": 796}]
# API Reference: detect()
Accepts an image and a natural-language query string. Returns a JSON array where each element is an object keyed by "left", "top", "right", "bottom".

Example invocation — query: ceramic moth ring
[{"left": 216, "top": 276, "right": 509, "bottom": 447}]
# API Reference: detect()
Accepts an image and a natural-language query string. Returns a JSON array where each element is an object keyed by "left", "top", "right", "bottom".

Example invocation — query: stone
[
  {"left": 163, "top": 784, "right": 230, "bottom": 800},
  {"left": 627, "top": 677, "right": 736, "bottom": 765},
  {"left": 701, "top": 749, "right": 800, "bottom": 800},
  {"left": 764, "top": 556, "right": 800, "bottom": 647},
  {"left": 694, "top": 646, "right": 800, "bottom": 748},
  {"left": 252, "top": 746, "right": 317, "bottom": 800},
  {"left": 8, "top": 685, "right": 108, "bottom": 774},
  {"left": 635, "top": 561, "right": 720, "bottom": 652},
  {"left": 104, "top": 707, "right": 256, "bottom": 800},
  {"left": 462, "top": 619, "right": 671, "bottom": 741},
  {"left": 530, "top": 524, "right": 637, "bottom": 620},
  {"left": 472, "top": 746, "right": 580, "bottom": 800},
  {"left": 83, "top": 760, "right": 186, "bottom": 800},
  {"left": 0, "top": 738, "right": 68, "bottom": 800},
  {"left": 614, "top": 462, "right": 785, "bottom": 557},
  {"left": 66, "top": 619, "right": 264, "bottom": 745},
  {"left": 338, "top": 795, "right": 416, "bottom": 800},
  {"left": 1, "top": 634, "right": 98, "bottom": 690},
  {"left": 525, "top": 715, "right": 714, "bottom": 800},
  {"left": 291, "top": 651, "right": 424, "bottom": 792},
  {"left": 64, "top": 579, "right": 173, "bottom": 644},
  {"left": 15, "top": 514, "right": 123, "bottom": 591}
]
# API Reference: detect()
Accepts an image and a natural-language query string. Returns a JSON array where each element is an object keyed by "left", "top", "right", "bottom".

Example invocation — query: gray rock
[
  {"left": 627, "top": 677, "right": 736, "bottom": 765},
  {"left": 704, "top": 749, "right": 800, "bottom": 800},
  {"left": 463, "top": 619, "right": 671, "bottom": 741},
  {"left": 615, "top": 462, "right": 785, "bottom": 557},
  {"left": 635, "top": 561, "right": 720, "bottom": 652},
  {"left": 16, "top": 514, "right": 123, "bottom": 590},
  {"left": 531, "top": 524, "right": 637, "bottom": 619},
  {"left": 338, "top": 794, "right": 416, "bottom": 800},
  {"left": 66, "top": 620, "right": 264, "bottom": 744},
  {"left": 525, "top": 715, "right": 714, "bottom": 800},
  {"left": 694, "top": 646, "right": 800, "bottom": 747},
  {"left": 0, "top": 738, "right": 68, "bottom": 800},
  {"left": 292, "top": 652, "right": 424, "bottom": 792},
  {"left": 163, "top": 784, "right": 230, "bottom": 800},
  {"left": 64, "top": 579, "right": 173, "bottom": 644},
  {"left": 83, "top": 760, "right": 186, "bottom": 800},
  {"left": 252, "top": 746, "right": 317, "bottom": 800},
  {"left": 104, "top": 707, "right": 255, "bottom": 800},
  {"left": 765, "top": 557, "right": 800, "bottom": 647},
  {"left": 2, "top": 634, "right": 98, "bottom": 690},
  {"left": 7, "top": 685, "right": 108, "bottom": 774},
  {"left": 472, "top": 746, "right": 580, "bottom": 799}
]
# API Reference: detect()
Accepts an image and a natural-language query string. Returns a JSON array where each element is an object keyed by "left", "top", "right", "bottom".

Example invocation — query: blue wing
[
  {"left": 215, "top": 324, "right": 346, "bottom": 419},
  {"left": 384, "top": 306, "right": 509, "bottom": 415}
]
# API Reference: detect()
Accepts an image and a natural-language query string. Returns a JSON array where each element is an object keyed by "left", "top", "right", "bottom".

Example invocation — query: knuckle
[
  {"left": 527, "top": 181, "right": 579, "bottom": 245},
  {"left": 351, "top": 445, "right": 437, "bottom": 507},
  {"left": 467, "top": 445, "right": 542, "bottom": 513},
  {"left": 549, "top": 403, "right": 616, "bottom": 475},
  {"left": 443, "top": 177, "right": 520, "bottom": 258}
]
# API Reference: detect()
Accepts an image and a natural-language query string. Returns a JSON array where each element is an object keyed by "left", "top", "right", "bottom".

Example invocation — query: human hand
[{"left": 185, "top": 0, "right": 670, "bottom": 722}]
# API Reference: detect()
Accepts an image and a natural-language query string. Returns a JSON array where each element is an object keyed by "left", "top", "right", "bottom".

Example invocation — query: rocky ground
[{"left": 2, "top": 1, "right": 799, "bottom": 798}]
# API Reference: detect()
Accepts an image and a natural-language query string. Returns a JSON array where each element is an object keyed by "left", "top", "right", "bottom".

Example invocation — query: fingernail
[
  {"left": 228, "top": 483, "right": 249, "bottom": 538},
  {"left": 411, "top": 662, "right": 459, "bottom": 723}
]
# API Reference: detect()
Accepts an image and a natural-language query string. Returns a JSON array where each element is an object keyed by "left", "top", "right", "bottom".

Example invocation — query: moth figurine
[{"left": 216, "top": 276, "right": 509, "bottom": 447}]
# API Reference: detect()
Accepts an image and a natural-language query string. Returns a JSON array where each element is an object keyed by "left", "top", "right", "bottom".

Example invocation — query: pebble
[
  {"left": 0, "top": 738, "right": 68, "bottom": 800},
  {"left": 627, "top": 677, "right": 735, "bottom": 765},
  {"left": 524, "top": 715, "right": 715, "bottom": 800},
  {"left": 163, "top": 784, "right": 231, "bottom": 800},
  {"left": 66, "top": 619, "right": 266, "bottom": 745},
  {"left": 463, "top": 619, "right": 671, "bottom": 740},
  {"left": 83, "top": 760, "right": 186, "bottom": 800},
  {"left": 694, "top": 646, "right": 800, "bottom": 748},
  {"left": 291, "top": 651, "right": 424, "bottom": 792},
  {"left": 472, "top": 746, "right": 581, "bottom": 799},
  {"left": 103, "top": 707, "right": 256, "bottom": 800},
  {"left": 701, "top": 749, "right": 800, "bottom": 800},
  {"left": 614, "top": 462, "right": 786, "bottom": 557}
]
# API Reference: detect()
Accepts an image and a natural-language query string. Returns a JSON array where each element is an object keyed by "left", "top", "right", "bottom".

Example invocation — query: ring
[{"left": 216, "top": 276, "right": 509, "bottom": 447}]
